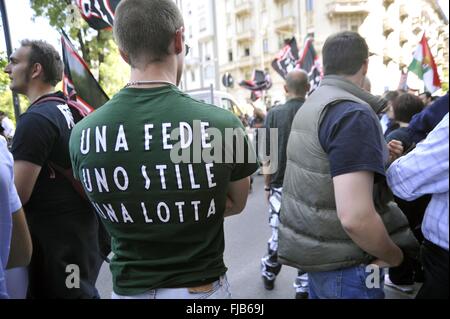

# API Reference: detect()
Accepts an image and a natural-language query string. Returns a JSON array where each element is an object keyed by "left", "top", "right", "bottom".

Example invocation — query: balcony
[
  {"left": 383, "top": 0, "right": 394, "bottom": 10},
  {"left": 236, "top": 29, "right": 254, "bottom": 43},
  {"left": 327, "top": 1, "right": 369, "bottom": 19},
  {"left": 399, "top": 4, "right": 408, "bottom": 21},
  {"left": 399, "top": 31, "right": 408, "bottom": 46},
  {"left": 237, "top": 56, "right": 255, "bottom": 69},
  {"left": 235, "top": 0, "right": 252, "bottom": 16},
  {"left": 383, "top": 17, "right": 394, "bottom": 37},
  {"left": 274, "top": 16, "right": 296, "bottom": 32}
]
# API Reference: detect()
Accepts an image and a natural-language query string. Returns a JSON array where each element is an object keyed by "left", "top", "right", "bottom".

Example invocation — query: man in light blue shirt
[
  {"left": 0, "top": 137, "right": 32, "bottom": 298},
  {"left": 387, "top": 113, "right": 449, "bottom": 299}
]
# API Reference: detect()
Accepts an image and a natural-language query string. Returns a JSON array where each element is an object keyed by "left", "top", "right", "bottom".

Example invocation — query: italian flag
[{"left": 408, "top": 34, "right": 442, "bottom": 93}]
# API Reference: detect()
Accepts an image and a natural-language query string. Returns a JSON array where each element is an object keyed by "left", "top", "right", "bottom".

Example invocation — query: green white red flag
[{"left": 408, "top": 34, "right": 441, "bottom": 93}]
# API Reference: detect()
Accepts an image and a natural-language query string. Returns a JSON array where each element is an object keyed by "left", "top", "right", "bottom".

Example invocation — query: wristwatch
[{"left": 264, "top": 186, "right": 270, "bottom": 192}]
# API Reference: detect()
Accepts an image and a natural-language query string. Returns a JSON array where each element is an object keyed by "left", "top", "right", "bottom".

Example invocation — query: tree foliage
[
  {"left": 0, "top": 53, "right": 29, "bottom": 123},
  {"left": 29, "top": 0, "right": 129, "bottom": 97}
]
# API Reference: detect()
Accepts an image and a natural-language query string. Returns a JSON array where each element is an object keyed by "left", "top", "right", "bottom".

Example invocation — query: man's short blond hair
[{"left": 114, "top": 0, "right": 184, "bottom": 67}]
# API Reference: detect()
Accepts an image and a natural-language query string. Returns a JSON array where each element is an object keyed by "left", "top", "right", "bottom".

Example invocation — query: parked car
[{"left": 186, "top": 88, "right": 245, "bottom": 118}]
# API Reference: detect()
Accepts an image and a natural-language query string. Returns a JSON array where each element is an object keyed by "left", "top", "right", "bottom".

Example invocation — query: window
[
  {"left": 263, "top": 38, "right": 269, "bottom": 53},
  {"left": 306, "top": 0, "right": 313, "bottom": 12},
  {"left": 221, "top": 98, "right": 233, "bottom": 111},
  {"left": 191, "top": 71, "right": 196, "bottom": 82},
  {"left": 199, "top": 18, "right": 206, "bottom": 32},
  {"left": 204, "top": 65, "right": 214, "bottom": 79},
  {"left": 244, "top": 47, "right": 250, "bottom": 56},
  {"left": 228, "top": 50, "right": 234, "bottom": 62},
  {"left": 281, "top": 1, "right": 291, "bottom": 17}
]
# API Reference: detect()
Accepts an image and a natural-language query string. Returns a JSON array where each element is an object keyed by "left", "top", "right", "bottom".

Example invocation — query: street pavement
[{"left": 96, "top": 174, "right": 418, "bottom": 299}]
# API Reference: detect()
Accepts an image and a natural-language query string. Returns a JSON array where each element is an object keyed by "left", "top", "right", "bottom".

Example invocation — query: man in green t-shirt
[{"left": 69, "top": 0, "right": 258, "bottom": 299}]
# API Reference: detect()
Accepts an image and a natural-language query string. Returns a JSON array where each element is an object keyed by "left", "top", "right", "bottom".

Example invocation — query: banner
[
  {"left": 75, "top": 0, "right": 121, "bottom": 30},
  {"left": 61, "top": 32, "right": 109, "bottom": 111},
  {"left": 297, "top": 37, "right": 322, "bottom": 92},
  {"left": 271, "top": 37, "right": 299, "bottom": 79},
  {"left": 239, "top": 70, "right": 272, "bottom": 102},
  {"left": 408, "top": 33, "right": 441, "bottom": 93}
]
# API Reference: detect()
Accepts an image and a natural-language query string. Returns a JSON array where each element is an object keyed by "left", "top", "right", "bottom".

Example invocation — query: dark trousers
[{"left": 416, "top": 240, "right": 449, "bottom": 299}]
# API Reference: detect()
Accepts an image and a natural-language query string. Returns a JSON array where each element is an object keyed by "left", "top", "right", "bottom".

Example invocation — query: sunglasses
[{"left": 185, "top": 44, "right": 191, "bottom": 56}]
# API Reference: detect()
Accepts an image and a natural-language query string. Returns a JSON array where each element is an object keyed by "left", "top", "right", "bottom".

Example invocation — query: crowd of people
[{"left": 0, "top": 0, "right": 448, "bottom": 300}]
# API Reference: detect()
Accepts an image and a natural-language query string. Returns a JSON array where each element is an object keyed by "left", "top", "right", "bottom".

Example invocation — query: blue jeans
[
  {"left": 308, "top": 265, "right": 385, "bottom": 299},
  {"left": 111, "top": 275, "right": 231, "bottom": 299}
]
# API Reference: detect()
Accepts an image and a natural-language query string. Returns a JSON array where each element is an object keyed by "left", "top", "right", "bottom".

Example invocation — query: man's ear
[
  {"left": 362, "top": 59, "right": 369, "bottom": 76},
  {"left": 174, "top": 28, "right": 184, "bottom": 55},
  {"left": 284, "top": 85, "right": 288, "bottom": 94},
  {"left": 30, "top": 63, "right": 43, "bottom": 80},
  {"left": 119, "top": 49, "right": 130, "bottom": 65}
]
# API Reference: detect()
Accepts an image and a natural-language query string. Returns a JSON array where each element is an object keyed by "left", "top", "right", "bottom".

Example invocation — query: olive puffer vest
[{"left": 278, "top": 75, "right": 419, "bottom": 272}]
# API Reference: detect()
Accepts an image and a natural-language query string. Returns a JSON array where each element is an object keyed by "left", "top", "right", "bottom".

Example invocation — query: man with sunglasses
[{"left": 69, "top": 0, "right": 257, "bottom": 299}]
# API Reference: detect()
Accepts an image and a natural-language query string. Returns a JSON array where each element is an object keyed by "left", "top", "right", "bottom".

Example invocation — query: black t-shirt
[
  {"left": 11, "top": 92, "right": 103, "bottom": 298},
  {"left": 12, "top": 92, "right": 87, "bottom": 215},
  {"left": 265, "top": 97, "right": 304, "bottom": 188},
  {"left": 319, "top": 101, "right": 386, "bottom": 179}
]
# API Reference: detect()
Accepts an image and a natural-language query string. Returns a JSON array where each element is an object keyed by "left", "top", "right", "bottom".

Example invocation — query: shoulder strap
[
  {"left": 37, "top": 97, "right": 90, "bottom": 118},
  {"left": 47, "top": 161, "right": 88, "bottom": 201}
]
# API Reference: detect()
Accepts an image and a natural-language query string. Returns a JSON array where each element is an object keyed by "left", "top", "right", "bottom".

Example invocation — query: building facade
[{"left": 178, "top": 0, "right": 448, "bottom": 107}]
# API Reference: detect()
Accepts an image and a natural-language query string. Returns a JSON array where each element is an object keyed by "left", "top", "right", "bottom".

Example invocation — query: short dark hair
[
  {"left": 383, "top": 90, "right": 401, "bottom": 103},
  {"left": 114, "top": 0, "right": 184, "bottom": 67},
  {"left": 322, "top": 31, "right": 369, "bottom": 76},
  {"left": 21, "top": 39, "right": 63, "bottom": 86},
  {"left": 420, "top": 92, "right": 432, "bottom": 99},
  {"left": 393, "top": 93, "right": 424, "bottom": 123}
]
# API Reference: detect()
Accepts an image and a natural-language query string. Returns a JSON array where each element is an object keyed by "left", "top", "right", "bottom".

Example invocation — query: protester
[
  {"left": 69, "top": 0, "right": 258, "bottom": 299},
  {"left": 0, "top": 111, "right": 15, "bottom": 139},
  {"left": 260, "top": 70, "right": 310, "bottom": 299},
  {"left": 0, "top": 136, "right": 32, "bottom": 299},
  {"left": 387, "top": 113, "right": 449, "bottom": 299},
  {"left": 380, "top": 90, "right": 401, "bottom": 136},
  {"left": 4, "top": 39, "right": 106, "bottom": 298},
  {"left": 385, "top": 93, "right": 428, "bottom": 293},
  {"left": 278, "top": 31, "right": 419, "bottom": 299},
  {"left": 405, "top": 93, "right": 449, "bottom": 145},
  {"left": 419, "top": 91, "right": 433, "bottom": 107}
]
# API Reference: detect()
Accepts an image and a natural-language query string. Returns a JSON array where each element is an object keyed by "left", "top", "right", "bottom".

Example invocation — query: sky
[
  {"left": 1, "top": 0, "right": 449, "bottom": 56},
  {"left": 0, "top": 0, "right": 61, "bottom": 55}
]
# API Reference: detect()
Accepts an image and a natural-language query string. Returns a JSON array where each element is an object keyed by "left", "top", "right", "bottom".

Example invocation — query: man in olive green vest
[{"left": 278, "top": 31, "right": 419, "bottom": 299}]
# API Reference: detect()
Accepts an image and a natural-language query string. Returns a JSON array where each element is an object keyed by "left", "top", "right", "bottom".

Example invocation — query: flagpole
[{"left": 0, "top": 0, "right": 21, "bottom": 120}]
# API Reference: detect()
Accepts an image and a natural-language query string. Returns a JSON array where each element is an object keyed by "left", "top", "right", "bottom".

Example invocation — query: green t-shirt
[{"left": 69, "top": 85, "right": 258, "bottom": 295}]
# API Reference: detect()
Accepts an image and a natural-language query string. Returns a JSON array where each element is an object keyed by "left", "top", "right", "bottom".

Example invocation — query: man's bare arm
[
  {"left": 224, "top": 177, "right": 251, "bottom": 217},
  {"left": 14, "top": 160, "right": 41, "bottom": 206},
  {"left": 333, "top": 171, "right": 403, "bottom": 267},
  {"left": 7, "top": 208, "right": 32, "bottom": 269}
]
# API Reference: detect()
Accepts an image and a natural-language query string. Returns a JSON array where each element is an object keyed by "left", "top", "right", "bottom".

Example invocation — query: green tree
[
  {"left": 0, "top": 53, "right": 29, "bottom": 123},
  {"left": 30, "top": 0, "right": 129, "bottom": 97},
  {"left": 0, "top": 53, "right": 14, "bottom": 120}
]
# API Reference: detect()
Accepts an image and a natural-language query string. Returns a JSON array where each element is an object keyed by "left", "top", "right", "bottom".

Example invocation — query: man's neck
[
  {"left": 342, "top": 74, "right": 365, "bottom": 89},
  {"left": 26, "top": 84, "right": 55, "bottom": 105},
  {"left": 129, "top": 62, "right": 177, "bottom": 87},
  {"left": 287, "top": 94, "right": 306, "bottom": 101}
]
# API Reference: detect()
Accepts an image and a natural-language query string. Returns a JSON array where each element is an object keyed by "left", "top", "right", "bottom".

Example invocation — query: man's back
[
  {"left": 265, "top": 98, "right": 304, "bottom": 188},
  {"left": 70, "top": 85, "right": 257, "bottom": 295}
]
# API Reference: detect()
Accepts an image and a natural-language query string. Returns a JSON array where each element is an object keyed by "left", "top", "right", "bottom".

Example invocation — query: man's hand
[
  {"left": 387, "top": 140, "right": 404, "bottom": 164},
  {"left": 371, "top": 248, "right": 404, "bottom": 268}
]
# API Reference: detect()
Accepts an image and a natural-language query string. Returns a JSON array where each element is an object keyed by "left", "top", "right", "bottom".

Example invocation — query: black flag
[
  {"left": 297, "top": 37, "right": 322, "bottom": 92},
  {"left": 271, "top": 37, "right": 299, "bottom": 79},
  {"left": 76, "top": 0, "right": 121, "bottom": 30},
  {"left": 61, "top": 32, "right": 109, "bottom": 111}
]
